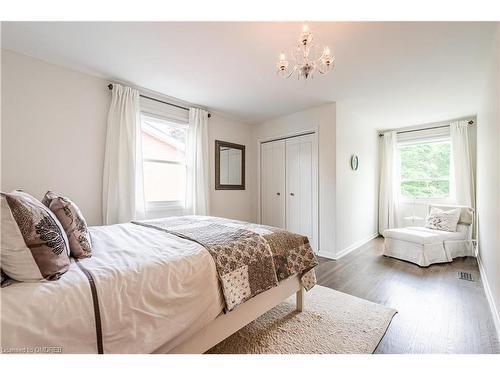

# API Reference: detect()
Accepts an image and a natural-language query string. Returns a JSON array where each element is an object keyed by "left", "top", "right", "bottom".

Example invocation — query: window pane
[
  {"left": 399, "top": 141, "right": 450, "bottom": 198},
  {"left": 401, "top": 180, "right": 449, "bottom": 198},
  {"left": 141, "top": 116, "right": 186, "bottom": 162},
  {"left": 140, "top": 114, "right": 188, "bottom": 205},
  {"left": 143, "top": 161, "right": 186, "bottom": 202}
]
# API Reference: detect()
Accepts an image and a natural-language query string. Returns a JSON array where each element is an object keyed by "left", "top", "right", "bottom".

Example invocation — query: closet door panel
[
  {"left": 272, "top": 140, "right": 286, "bottom": 228},
  {"left": 299, "top": 140, "right": 313, "bottom": 239},
  {"left": 286, "top": 135, "right": 314, "bottom": 243},
  {"left": 285, "top": 140, "right": 301, "bottom": 233},
  {"left": 260, "top": 140, "right": 285, "bottom": 228},
  {"left": 260, "top": 142, "right": 272, "bottom": 226}
]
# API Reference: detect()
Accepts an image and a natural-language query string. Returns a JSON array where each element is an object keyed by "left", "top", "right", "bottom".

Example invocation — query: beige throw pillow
[
  {"left": 425, "top": 207, "right": 461, "bottom": 232},
  {"left": 42, "top": 191, "right": 92, "bottom": 259}
]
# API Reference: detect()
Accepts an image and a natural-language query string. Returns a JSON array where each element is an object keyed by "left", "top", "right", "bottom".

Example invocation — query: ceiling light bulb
[
  {"left": 302, "top": 24, "right": 310, "bottom": 33},
  {"left": 324, "top": 47, "right": 331, "bottom": 56},
  {"left": 279, "top": 52, "right": 286, "bottom": 61}
]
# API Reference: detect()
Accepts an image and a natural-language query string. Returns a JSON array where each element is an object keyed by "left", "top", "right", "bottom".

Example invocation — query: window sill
[
  {"left": 399, "top": 198, "right": 456, "bottom": 213},
  {"left": 145, "top": 201, "right": 192, "bottom": 219},
  {"left": 146, "top": 201, "right": 184, "bottom": 211},
  {"left": 399, "top": 197, "right": 453, "bottom": 203}
]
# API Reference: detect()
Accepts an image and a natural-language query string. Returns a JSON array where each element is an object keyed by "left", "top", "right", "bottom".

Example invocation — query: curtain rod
[
  {"left": 378, "top": 120, "right": 474, "bottom": 137},
  {"left": 107, "top": 84, "right": 211, "bottom": 118}
]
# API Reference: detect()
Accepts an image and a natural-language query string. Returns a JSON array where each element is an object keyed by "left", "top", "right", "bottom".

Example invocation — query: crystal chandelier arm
[
  {"left": 285, "top": 65, "right": 298, "bottom": 78},
  {"left": 314, "top": 52, "right": 325, "bottom": 65},
  {"left": 315, "top": 54, "right": 335, "bottom": 75},
  {"left": 316, "top": 64, "right": 327, "bottom": 75}
]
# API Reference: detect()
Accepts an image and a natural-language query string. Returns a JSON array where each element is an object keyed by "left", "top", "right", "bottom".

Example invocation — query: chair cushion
[{"left": 383, "top": 227, "right": 465, "bottom": 245}]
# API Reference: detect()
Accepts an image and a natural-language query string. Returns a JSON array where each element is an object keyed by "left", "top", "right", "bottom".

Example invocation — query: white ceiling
[{"left": 1, "top": 22, "right": 496, "bottom": 126}]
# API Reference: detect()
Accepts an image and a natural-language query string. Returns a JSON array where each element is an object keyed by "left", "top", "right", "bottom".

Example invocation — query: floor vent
[{"left": 458, "top": 272, "right": 474, "bottom": 282}]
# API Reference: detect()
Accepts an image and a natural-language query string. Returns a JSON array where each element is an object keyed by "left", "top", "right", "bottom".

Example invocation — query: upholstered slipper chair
[{"left": 383, "top": 205, "right": 474, "bottom": 267}]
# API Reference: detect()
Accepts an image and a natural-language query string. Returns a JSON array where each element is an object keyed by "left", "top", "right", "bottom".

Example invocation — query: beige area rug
[{"left": 207, "top": 285, "right": 397, "bottom": 354}]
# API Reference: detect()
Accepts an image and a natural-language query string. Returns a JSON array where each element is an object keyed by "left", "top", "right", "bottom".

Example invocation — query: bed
[{"left": 0, "top": 216, "right": 317, "bottom": 354}]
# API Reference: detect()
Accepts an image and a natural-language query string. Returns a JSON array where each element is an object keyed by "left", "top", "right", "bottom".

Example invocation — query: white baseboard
[
  {"left": 477, "top": 255, "right": 500, "bottom": 339},
  {"left": 332, "top": 232, "right": 380, "bottom": 260},
  {"left": 316, "top": 250, "right": 336, "bottom": 260}
]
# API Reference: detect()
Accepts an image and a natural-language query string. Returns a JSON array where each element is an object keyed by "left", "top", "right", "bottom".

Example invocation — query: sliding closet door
[
  {"left": 286, "top": 134, "right": 317, "bottom": 250},
  {"left": 260, "top": 140, "right": 286, "bottom": 228}
]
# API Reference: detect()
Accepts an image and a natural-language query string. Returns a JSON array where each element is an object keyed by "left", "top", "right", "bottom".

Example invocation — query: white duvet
[{"left": 0, "top": 223, "right": 224, "bottom": 353}]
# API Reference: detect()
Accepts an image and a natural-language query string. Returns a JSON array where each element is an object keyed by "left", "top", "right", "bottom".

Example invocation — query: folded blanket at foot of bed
[{"left": 133, "top": 216, "right": 318, "bottom": 311}]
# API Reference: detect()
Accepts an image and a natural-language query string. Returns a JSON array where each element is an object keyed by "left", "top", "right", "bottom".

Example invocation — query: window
[
  {"left": 398, "top": 139, "right": 451, "bottom": 199},
  {"left": 140, "top": 114, "right": 188, "bottom": 208}
]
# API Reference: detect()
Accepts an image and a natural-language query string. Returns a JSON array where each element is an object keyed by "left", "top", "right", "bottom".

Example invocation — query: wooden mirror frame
[{"left": 215, "top": 140, "right": 246, "bottom": 190}]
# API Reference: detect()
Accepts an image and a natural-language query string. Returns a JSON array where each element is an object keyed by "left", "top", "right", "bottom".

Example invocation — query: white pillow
[{"left": 425, "top": 207, "right": 461, "bottom": 232}]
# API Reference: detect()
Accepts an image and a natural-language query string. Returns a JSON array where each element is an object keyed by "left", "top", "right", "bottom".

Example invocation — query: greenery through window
[{"left": 399, "top": 140, "right": 451, "bottom": 198}]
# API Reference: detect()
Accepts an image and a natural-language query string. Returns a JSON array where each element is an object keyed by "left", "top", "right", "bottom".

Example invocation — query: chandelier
[{"left": 276, "top": 24, "right": 334, "bottom": 80}]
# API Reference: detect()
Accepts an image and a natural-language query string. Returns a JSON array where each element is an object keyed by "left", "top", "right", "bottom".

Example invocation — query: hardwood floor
[{"left": 315, "top": 237, "right": 500, "bottom": 354}]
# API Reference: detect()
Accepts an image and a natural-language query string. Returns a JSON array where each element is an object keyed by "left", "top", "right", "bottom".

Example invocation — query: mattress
[{"left": 0, "top": 223, "right": 224, "bottom": 354}]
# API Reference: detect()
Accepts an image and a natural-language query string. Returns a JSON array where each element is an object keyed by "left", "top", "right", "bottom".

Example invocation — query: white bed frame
[{"left": 166, "top": 275, "right": 304, "bottom": 354}]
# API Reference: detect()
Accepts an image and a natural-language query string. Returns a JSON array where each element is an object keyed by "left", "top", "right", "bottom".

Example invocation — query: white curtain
[
  {"left": 185, "top": 108, "right": 209, "bottom": 215},
  {"left": 379, "top": 131, "right": 400, "bottom": 234},
  {"left": 450, "top": 120, "right": 475, "bottom": 208},
  {"left": 102, "top": 84, "right": 145, "bottom": 224}
]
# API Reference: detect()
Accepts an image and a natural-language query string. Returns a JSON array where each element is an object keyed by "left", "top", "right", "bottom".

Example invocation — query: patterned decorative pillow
[
  {"left": 425, "top": 207, "right": 461, "bottom": 232},
  {"left": 42, "top": 191, "right": 92, "bottom": 259},
  {"left": 0, "top": 191, "right": 70, "bottom": 281}
]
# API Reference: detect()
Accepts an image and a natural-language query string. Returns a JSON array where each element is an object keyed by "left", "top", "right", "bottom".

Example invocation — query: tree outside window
[{"left": 398, "top": 140, "right": 451, "bottom": 198}]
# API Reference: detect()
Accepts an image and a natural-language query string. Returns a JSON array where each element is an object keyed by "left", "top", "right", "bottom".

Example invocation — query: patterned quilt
[{"left": 133, "top": 216, "right": 318, "bottom": 311}]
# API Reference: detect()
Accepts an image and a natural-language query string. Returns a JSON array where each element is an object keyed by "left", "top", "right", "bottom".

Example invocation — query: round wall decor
[{"left": 350, "top": 155, "right": 359, "bottom": 171}]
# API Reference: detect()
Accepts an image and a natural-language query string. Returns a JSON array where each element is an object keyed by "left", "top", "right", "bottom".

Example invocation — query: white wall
[
  {"left": 1, "top": 49, "right": 110, "bottom": 225},
  {"left": 208, "top": 113, "right": 256, "bottom": 222},
  {"left": 477, "top": 23, "right": 500, "bottom": 331},
  {"left": 335, "top": 102, "right": 379, "bottom": 256},
  {"left": 1, "top": 50, "right": 255, "bottom": 225},
  {"left": 252, "top": 103, "right": 337, "bottom": 257}
]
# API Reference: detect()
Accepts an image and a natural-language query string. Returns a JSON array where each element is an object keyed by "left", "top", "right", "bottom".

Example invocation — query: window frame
[
  {"left": 397, "top": 137, "right": 453, "bottom": 202},
  {"left": 140, "top": 112, "right": 189, "bottom": 213}
]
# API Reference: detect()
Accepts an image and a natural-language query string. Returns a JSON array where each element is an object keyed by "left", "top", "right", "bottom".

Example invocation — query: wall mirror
[{"left": 215, "top": 140, "right": 245, "bottom": 190}]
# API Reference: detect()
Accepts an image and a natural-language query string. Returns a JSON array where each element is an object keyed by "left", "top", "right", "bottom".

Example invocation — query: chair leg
[{"left": 296, "top": 287, "right": 304, "bottom": 312}]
